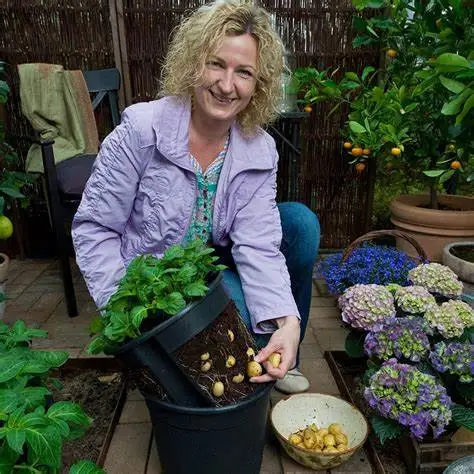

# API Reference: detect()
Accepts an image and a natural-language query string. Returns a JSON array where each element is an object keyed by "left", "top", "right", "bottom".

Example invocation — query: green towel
[{"left": 18, "top": 63, "right": 99, "bottom": 173}]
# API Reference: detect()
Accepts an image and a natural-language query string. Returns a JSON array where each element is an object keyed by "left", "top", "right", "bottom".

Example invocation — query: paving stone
[
  {"left": 103, "top": 423, "right": 152, "bottom": 474},
  {"left": 299, "top": 343, "right": 324, "bottom": 359},
  {"left": 34, "top": 292, "right": 63, "bottom": 312},
  {"left": 261, "top": 426, "right": 283, "bottom": 473},
  {"left": 119, "top": 400, "right": 151, "bottom": 424},
  {"left": 127, "top": 389, "right": 145, "bottom": 401},
  {"left": 146, "top": 438, "right": 162, "bottom": 473},
  {"left": 329, "top": 449, "right": 373, "bottom": 473},
  {"left": 5, "top": 284, "right": 28, "bottom": 299},
  {"left": 5, "top": 291, "right": 42, "bottom": 310},
  {"left": 311, "top": 297, "right": 337, "bottom": 308},
  {"left": 3, "top": 309, "right": 51, "bottom": 325},
  {"left": 312, "top": 328, "right": 349, "bottom": 353},
  {"left": 281, "top": 452, "right": 328, "bottom": 473},
  {"left": 10, "top": 268, "right": 46, "bottom": 286},
  {"left": 299, "top": 358, "right": 340, "bottom": 395}
]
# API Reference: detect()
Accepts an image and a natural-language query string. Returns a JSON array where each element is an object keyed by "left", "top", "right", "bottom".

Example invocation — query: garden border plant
[{"left": 0, "top": 320, "right": 105, "bottom": 473}]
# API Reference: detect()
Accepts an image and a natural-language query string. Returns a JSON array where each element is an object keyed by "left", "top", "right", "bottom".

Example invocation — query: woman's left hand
[{"left": 249, "top": 316, "right": 300, "bottom": 383}]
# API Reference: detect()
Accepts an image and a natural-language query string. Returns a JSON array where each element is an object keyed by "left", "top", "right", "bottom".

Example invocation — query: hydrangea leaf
[
  {"left": 371, "top": 414, "right": 405, "bottom": 445},
  {"left": 345, "top": 331, "right": 365, "bottom": 358},
  {"left": 452, "top": 404, "right": 474, "bottom": 432},
  {"left": 69, "top": 459, "right": 105, "bottom": 474}
]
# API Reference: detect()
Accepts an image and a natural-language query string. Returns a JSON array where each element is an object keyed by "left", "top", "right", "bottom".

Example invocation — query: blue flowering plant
[
  {"left": 317, "top": 244, "right": 417, "bottom": 295},
  {"left": 429, "top": 342, "right": 474, "bottom": 384}
]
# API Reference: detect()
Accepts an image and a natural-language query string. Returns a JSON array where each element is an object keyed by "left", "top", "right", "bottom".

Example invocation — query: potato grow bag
[
  {"left": 144, "top": 382, "right": 273, "bottom": 474},
  {"left": 115, "top": 273, "right": 229, "bottom": 407}
]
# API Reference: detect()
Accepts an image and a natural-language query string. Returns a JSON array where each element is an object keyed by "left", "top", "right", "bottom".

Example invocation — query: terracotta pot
[
  {"left": 0, "top": 253, "right": 9, "bottom": 283},
  {"left": 443, "top": 242, "right": 474, "bottom": 283},
  {"left": 390, "top": 194, "right": 474, "bottom": 262}
]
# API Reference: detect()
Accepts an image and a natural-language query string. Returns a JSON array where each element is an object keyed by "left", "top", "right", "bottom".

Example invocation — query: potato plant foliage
[
  {"left": 88, "top": 240, "right": 226, "bottom": 355},
  {"left": 0, "top": 321, "right": 99, "bottom": 473}
]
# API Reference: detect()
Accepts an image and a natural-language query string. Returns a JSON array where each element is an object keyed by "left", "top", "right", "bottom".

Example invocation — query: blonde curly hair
[{"left": 159, "top": 0, "right": 285, "bottom": 135}]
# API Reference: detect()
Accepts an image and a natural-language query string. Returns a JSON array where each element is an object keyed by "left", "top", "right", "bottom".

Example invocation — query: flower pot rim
[
  {"left": 142, "top": 381, "right": 274, "bottom": 414},
  {"left": 115, "top": 272, "right": 225, "bottom": 355},
  {"left": 444, "top": 242, "right": 474, "bottom": 265},
  {"left": 392, "top": 194, "right": 474, "bottom": 215}
]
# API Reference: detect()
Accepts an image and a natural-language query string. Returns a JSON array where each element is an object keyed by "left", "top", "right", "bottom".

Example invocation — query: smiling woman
[{"left": 72, "top": 0, "right": 321, "bottom": 397}]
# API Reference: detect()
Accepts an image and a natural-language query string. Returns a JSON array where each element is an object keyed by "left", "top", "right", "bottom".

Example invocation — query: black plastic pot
[
  {"left": 116, "top": 273, "right": 229, "bottom": 407},
  {"left": 144, "top": 382, "right": 274, "bottom": 474}
]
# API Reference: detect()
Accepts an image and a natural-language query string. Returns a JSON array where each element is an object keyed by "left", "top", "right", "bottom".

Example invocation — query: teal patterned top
[{"left": 184, "top": 135, "right": 229, "bottom": 244}]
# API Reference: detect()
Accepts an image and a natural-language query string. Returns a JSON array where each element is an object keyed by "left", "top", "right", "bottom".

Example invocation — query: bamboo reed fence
[{"left": 0, "top": 0, "right": 380, "bottom": 251}]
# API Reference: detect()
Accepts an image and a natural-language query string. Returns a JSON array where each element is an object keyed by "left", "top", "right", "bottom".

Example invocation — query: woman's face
[{"left": 193, "top": 33, "right": 258, "bottom": 127}]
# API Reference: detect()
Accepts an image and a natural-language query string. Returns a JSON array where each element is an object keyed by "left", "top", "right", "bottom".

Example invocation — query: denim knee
[{"left": 278, "top": 202, "right": 321, "bottom": 267}]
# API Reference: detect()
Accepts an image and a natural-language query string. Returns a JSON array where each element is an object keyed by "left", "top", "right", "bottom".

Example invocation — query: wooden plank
[
  {"left": 108, "top": 0, "right": 126, "bottom": 111},
  {"left": 324, "top": 351, "right": 386, "bottom": 474},
  {"left": 115, "top": 0, "right": 133, "bottom": 106}
]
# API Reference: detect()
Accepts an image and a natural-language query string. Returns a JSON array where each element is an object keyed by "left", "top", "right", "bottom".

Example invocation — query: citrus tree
[
  {"left": 0, "top": 61, "right": 35, "bottom": 240},
  {"left": 293, "top": 0, "right": 474, "bottom": 209}
]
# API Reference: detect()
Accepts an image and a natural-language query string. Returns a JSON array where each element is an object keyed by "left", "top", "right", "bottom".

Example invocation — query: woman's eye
[
  {"left": 208, "top": 61, "right": 222, "bottom": 68},
  {"left": 238, "top": 70, "right": 252, "bottom": 78}
]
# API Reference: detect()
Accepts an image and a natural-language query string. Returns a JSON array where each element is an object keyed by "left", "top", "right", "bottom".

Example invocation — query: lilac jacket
[{"left": 72, "top": 96, "right": 299, "bottom": 333}]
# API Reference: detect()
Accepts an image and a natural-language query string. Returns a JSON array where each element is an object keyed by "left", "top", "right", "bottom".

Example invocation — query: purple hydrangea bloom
[
  {"left": 394, "top": 286, "right": 436, "bottom": 314},
  {"left": 365, "top": 359, "right": 452, "bottom": 440},
  {"left": 338, "top": 284, "right": 395, "bottom": 331},
  {"left": 317, "top": 244, "right": 416, "bottom": 295},
  {"left": 364, "top": 317, "right": 431, "bottom": 362},
  {"left": 429, "top": 342, "right": 474, "bottom": 383}
]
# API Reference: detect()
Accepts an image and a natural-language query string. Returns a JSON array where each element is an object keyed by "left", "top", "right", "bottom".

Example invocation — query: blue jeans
[{"left": 215, "top": 202, "right": 320, "bottom": 365}]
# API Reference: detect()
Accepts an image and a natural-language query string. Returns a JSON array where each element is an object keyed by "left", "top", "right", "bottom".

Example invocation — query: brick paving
[{"left": 2, "top": 257, "right": 373, "bottom": 474}]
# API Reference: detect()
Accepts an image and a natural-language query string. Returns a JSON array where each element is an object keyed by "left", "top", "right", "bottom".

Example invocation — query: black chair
[{"left": 38, "top": 68, "right": 121, "bottom": 317}]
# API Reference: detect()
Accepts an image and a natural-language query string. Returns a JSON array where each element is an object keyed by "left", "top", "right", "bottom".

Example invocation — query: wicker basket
[{"left": 341, "top": 230, "right": 428, "bottom": 264}]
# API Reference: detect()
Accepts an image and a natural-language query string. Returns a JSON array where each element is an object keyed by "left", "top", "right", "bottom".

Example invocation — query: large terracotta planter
[{"left": 390, "top": 194, "right": 474, "bottom": 262}]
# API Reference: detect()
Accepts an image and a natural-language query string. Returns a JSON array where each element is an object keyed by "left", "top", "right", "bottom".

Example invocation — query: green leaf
[
  {"left": 441, "top": 89, "right": 472, "bottom": 116},
  {"left": 439, "top": 76, "right": 466, "bottom": 94},
  {"left": 456, "top": 94, "right": 474, "bottom": 124},
  {"left": 88, "top": 316, "right": 104, "bottom": 335},
  {"left": 184, "top": 282, "right": 208, "bottom": 298},
  {"left": 439, "top": 170, "right": 455, "bottom": 184},
  {"left": 130, "top": 305, "right": 148, "bottom": 329},
  {"left": 47, "top": 401, "right": 91, "bottom": 431},
  {"left": 349, "top": 121, "right": 367, "bottom": 134},
  {"left": 25, "top": 425, "right": 62, "bottom": 468},
  {"left": 162, "top": 292, "right": 186, "bottom": 315},
  {"left": 0, "top": 443, "right": 19, "bottom": 474},
  {"left": 362, "top": 66, "right": 376, "bottom": 82},
  {"left": 344, "top": 331, "right": 365, "bottom": 358},
  {"left": 69, "top": 460, "right": 106, "bottom": 474},
  {"left": 6, "top": 429, "right": 25, "bottom": 453},
  {"left": 434, "top": 53, "right": 471, "bottom": 72},
  {"left": 344, "top": 72, "right": 360, "bottom": 82},
  {"left": 0, "top": 358, "right": 26, "bottom": 383},
  {"left": 371, "top": 415, "right": 405, "bottom": 445},
  {"left": 452, "top": 404, "right": 474, "bottom": 431},
  {"left": 423, "top": 170, "right": 445, "bottom": 178},
  {"left": 87, "top": 336, "right": 105, "bottom": 355}
]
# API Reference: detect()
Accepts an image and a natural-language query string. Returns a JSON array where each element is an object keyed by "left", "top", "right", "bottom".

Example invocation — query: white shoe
[{"left": 274, "top": 368, "right": 310, "bottom": 394}]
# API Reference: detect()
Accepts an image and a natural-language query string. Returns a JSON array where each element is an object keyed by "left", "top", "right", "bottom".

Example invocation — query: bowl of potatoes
[{"left": 270, "top": 393, "right": 369, "bottom": 470}]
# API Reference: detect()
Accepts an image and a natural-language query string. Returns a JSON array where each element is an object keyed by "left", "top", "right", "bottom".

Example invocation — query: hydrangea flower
[
  {"left": 338, "top": 284, "right": 395, "bottom": 331},
  {"left": 317, "top": 244, "right": 416, "bottom": 295},
  {"left": 429, "top": 342, "right": 474, "bottom": 383},
  {"left": 408, "top": 263, "right": 463, "bottom": 298},
  {"left": 364, "top": 318, "right": 431, "bottom": 362},
  {"left": 425, "top": 300, "right": 474, "bottom": 339},
  {"left": 364, "top": 359, "right": 452, "bottom": 439},
  {"left": 395, "top": 286, "right": 437, "bottom": 314}
]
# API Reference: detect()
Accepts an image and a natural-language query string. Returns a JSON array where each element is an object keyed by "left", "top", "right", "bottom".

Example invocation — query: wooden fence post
[
  {"left": 114, "top": 0, "right": 133, "bottom": 107},
  {"left": 108, "top": 0, "right": 126, "bottom": 111}
]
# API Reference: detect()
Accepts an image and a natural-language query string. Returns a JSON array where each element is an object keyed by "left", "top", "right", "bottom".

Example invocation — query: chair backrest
[{"left": 83, "top": 68, "right": 121, "bottom": 128}]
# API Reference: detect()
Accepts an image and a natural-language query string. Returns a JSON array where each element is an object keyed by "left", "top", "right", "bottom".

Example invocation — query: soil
[
  {"left": 50, "top": 368, "right": 124, "bottom": 473},
  {"left": 132, "top": 301, "right": 263, "bottom": 407},
  {"left": 450, "top": 245, "right": 474, "bottom": 263}
]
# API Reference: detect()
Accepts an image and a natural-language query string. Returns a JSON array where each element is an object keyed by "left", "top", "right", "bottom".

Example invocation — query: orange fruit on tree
[
  {"left": 450, "top": 160, "right": 461, "bottom": 170},
  {"left": 386, "top": 49, "right": 397, "bottom": 58},
  {"left": 343, "top": 142, "right": 352, "bottom": 149},
  {"left": 0, "top": 215, "right": 13, "bottom": 240},
  {"left": 362, "top": 148, "right": 371, "bottom": 155},
  {"left": 351, "top": 147, "right": 363, "bottom": 157},
  {"left": 304, "top": 105, "right": 313, "bottom": 113},
  {"left": 391, "top": 147, "right": 402, "bottom": 156},
  {"left": 355, "top": 162, "right": 366, "bottom": 173}
]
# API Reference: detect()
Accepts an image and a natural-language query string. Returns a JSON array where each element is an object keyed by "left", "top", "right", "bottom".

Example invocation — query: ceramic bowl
[{"left": 271, "top": 393, "right": 369, "bottom": 470}]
